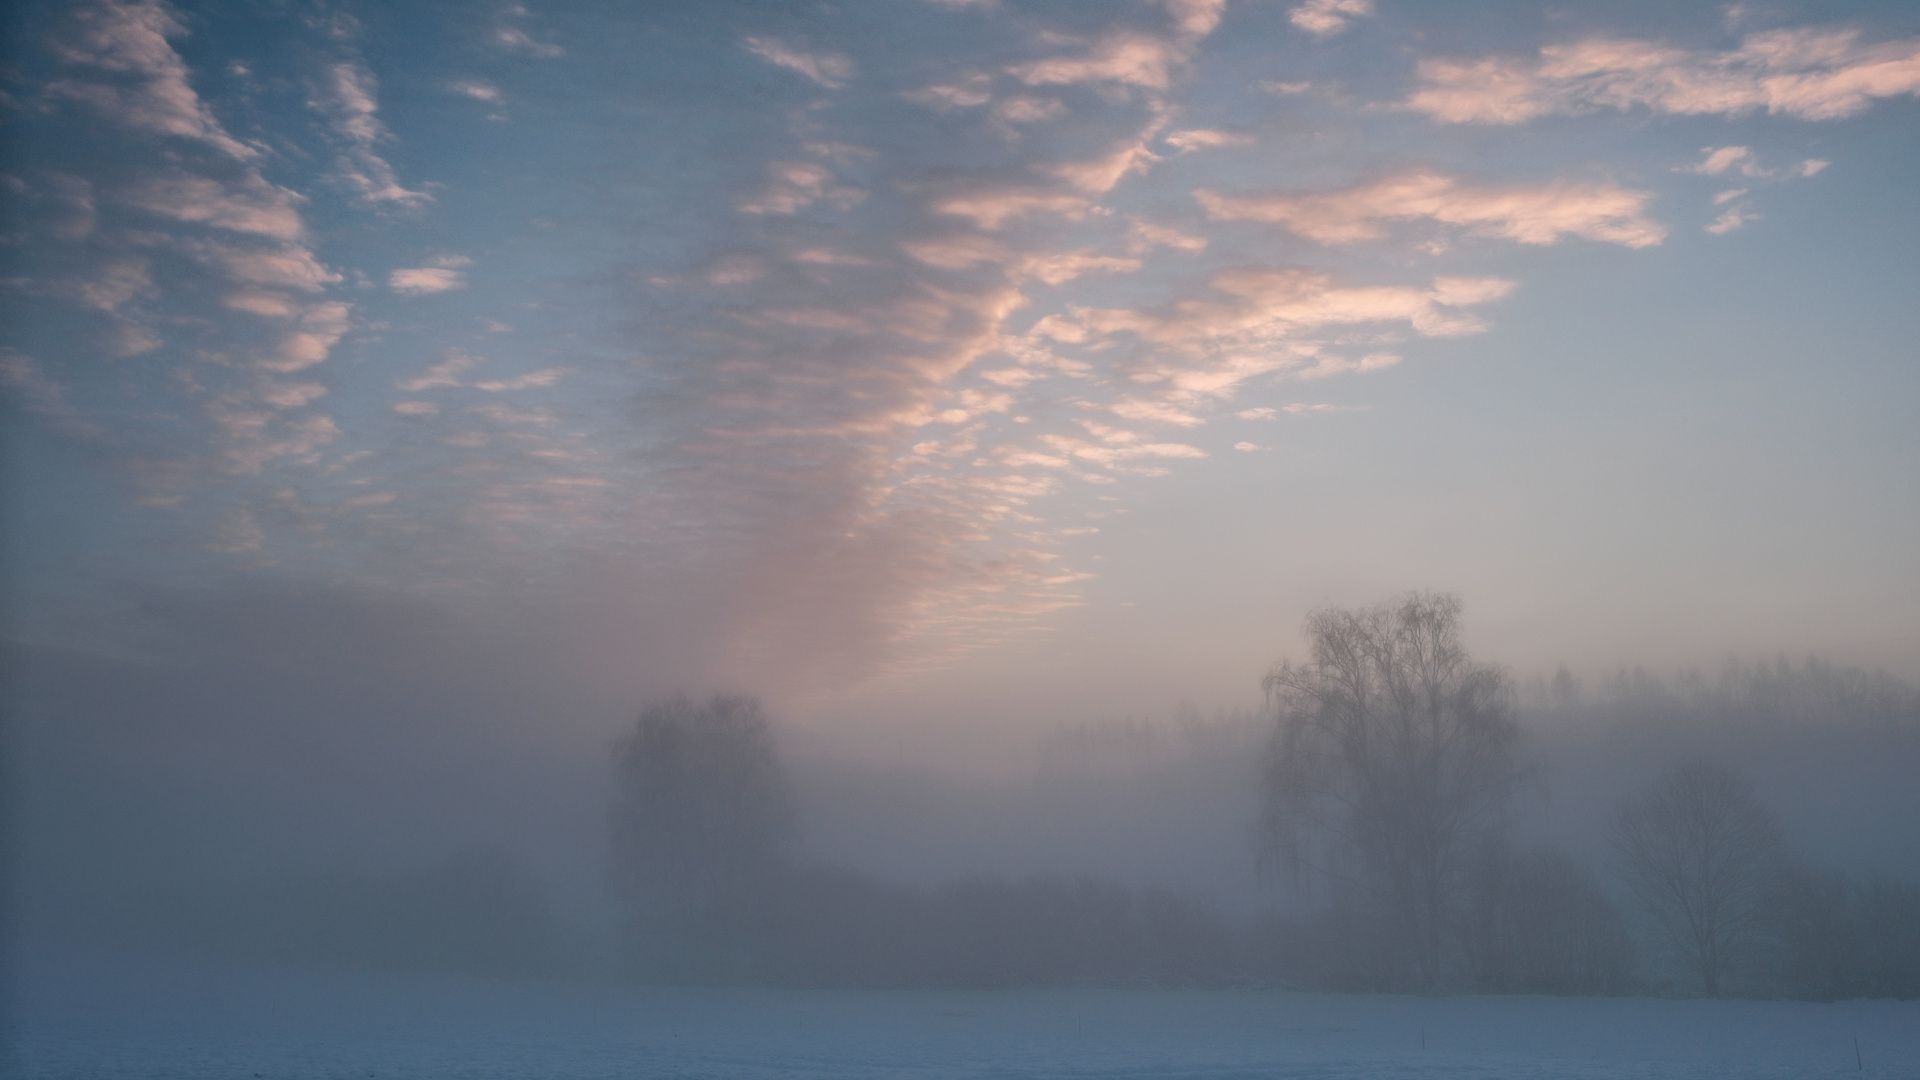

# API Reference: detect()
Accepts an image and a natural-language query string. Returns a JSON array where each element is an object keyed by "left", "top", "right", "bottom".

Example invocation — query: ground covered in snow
[{"left": 7, "top": 949, "right": 1915, "bottom": 1079}]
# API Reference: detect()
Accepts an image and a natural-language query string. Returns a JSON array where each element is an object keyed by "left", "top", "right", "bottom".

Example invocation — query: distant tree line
[{"left": 608, "top": 597, "right": 1920, "bottom": 998}]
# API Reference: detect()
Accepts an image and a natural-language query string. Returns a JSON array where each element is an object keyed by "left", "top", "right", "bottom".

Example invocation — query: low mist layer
[{"left": 9, "top": 593, "right": 1918, "bottom": 1001}]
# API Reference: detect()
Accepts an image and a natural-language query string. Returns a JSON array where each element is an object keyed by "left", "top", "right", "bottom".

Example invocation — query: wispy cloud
[
  {"left": 1011, "top": 34, "right": 1177, "bottom": 90},
  {"left": 494, "top": 4, "right": 563, "bottom": 58},
  {"left": 1067, "top": 270, "right": 1515, "bottom": 357},
  {"left": 397, "top": 351, "right": 482, "bottom": 391},
  {"left": 1164, "top": 129, "right": 1253, "bottom": 153},
  {"left": 1, "top": 349, "right": 99, "bottom": 438},
  {"left": 390, "top": 267, "right": 467, "bottom": 294},
  {"left": 121, "top": 171, "right": 307, "bottom": 240},
  {"left": 1290, "top": 0, "right": 1374, "bottom": 38},
  {"left": 744, "top": 37, "right": 854, "bottom": 89},
  {"left": 48, "top": 0, "right": 259, "bottom": 160},
  {"left": 739, "top": 162, "right": 866, "bottom": 215},
  {"left": 205, "top": 244, "right": 341, "bottom": 293},
  {"left": 908, "top": 75, "right": 994, "bottom": 110},
  {"left": 1685, "top": 146, "right": 1764, "bottom": 177},
  {"left": 1198, "top": 172, "right": 1665, "bottom": 248},
  {"left": 1024, "top": 252, "right": 1143, "bottom": 286},
  {"left": 1407, "top": 26, "right": 1920, "bottom": 123},
  {"left": 495, "top": 28, "right": 563, "bottom": 58},
  {"left": 448, "top": 79, "right": 502, "bottom": 103},
  {"left": 931, "top": 188, "right": 1092, "bottom": 230},
  {"left": 256, "top": 301, "right": 350, "bottom": 373},
  {"left": 316, "top": 63, "right": 430, "bottom": 206},
  {"left": 1164, "top": 0, "right": 1228, "bottom": 40},
  {"left": 75, "top": 258, "right": 151, "bottom": 312},
  {"left": 476, "top": 368, "right": 570, "bottom": 392},
  {"left": 1047, "top": 139, "right": 1163, "bottom": 194},
  {"left": 1677, "top": 146, "right": 1829, "bottom": 236},
  {"left": 1281, "top": 401, "right": 1371, "bottom": 413},
  {"left": 1128, "top": 221, "right": 1207, "bottom": 253}
]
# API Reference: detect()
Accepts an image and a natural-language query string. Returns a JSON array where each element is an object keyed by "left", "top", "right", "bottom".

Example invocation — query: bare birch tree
[
  {"left": 1260, "top": 592, "right": 1525, "bottom": 988},
  {"left": 1609, "top": 760, "right": 1783, "bottom": 996}
]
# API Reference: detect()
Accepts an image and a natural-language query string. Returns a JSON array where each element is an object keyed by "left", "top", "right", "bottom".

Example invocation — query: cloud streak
[
  {"left": 48, "top": 0, "right": 258, "bottom": 160},
  {"left": 1198, "top": 172, "right": 1666, "bottom": 248},
  {"left": 1290, "top": 0, "right": 1373, "bottom": 38},
  {"left": 317, "top": 63, "right": 430, "bottom": 206},
  {"left": 1407, "top": 26, "right": 1920, "bottom": 123},
  {"left": 390, "top": 267, "right": 467, "bottom": 294},
  {"left": 120, "top": 171, "right": 308, "bottom": 240},
  {"left": 745, "top": 37, "right": 854, "bottom": 89}
]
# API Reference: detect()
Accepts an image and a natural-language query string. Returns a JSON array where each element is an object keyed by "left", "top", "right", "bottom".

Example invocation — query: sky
[{"left": 4, "top": 0, "right": 1919, "bottom": 789}]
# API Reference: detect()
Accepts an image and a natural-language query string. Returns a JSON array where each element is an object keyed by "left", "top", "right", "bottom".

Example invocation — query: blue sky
[{"left": 4, "top": 0, "right": 1918, "bottom": 752}]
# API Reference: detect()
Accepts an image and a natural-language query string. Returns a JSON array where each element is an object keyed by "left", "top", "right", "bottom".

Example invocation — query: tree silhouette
[
  {"left": 1609, "top": 760, "right": 1783, "bottom": 996},
  {"left": 1260, "top": 592, "right": 1525, "bottom": 988},
  {"left": 608, "top": 695, "right": 794, "bottom": 979}
]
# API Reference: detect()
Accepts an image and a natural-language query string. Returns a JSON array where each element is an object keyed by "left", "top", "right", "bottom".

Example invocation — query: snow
[{"left": 7, "top": 950, "right": 1917, "bottom": 1079}]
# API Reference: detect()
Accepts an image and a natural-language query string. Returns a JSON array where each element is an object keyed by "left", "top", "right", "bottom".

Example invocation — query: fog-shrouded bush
[
  {"left": 1464, "top": 845, "right": 1636, "bottom": 996},
  {"left": 759, "top": 863, "right": 932, "bottom": 987},
  {"left": 124, "top": 848, "right": 578, "bottom": 979},
  {"left": 1768, "top": 866, "right": 1920, "bottom": 1000},
  {"left": 653, "top": 856, "right": 1251, "bottom": 989},
  {"left": 920, "top": 875, "right": 1242, "bottom": 989},
  {"left": 1248, "top": 885, "right": 1414, "bottom": 992}
]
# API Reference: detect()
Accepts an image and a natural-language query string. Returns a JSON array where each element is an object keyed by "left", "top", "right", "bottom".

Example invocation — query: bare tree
[
  {"left": 1260, "top": 592, "right": 1525, "bottom": 988},
  {"left": 1609, "top": 760, "right": 1783, "bottom": 996},
  {"left": 609, "top": 695, "right": 795, "bottom": 979}
]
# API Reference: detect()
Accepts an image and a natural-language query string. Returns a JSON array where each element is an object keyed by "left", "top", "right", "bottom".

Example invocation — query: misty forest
[
  {"left": 20, "top": 595, "right": 1920, "bottom": 1006},
  {"left": 7, "top": 0, "right": 1920, "bottom": 1076},
  {"left": 596, "top": 595, "right": 1919, "bottom": 1001}
]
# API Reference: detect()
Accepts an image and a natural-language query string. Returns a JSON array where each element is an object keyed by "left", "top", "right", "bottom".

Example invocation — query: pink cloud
[
  {"left": 1198, "top": 172, "right": 1666, "bottom": 248},
  {"left": 390, "top": 267, "right": 467, "bottom": 295},
  {"left": 1290, "top": 0, "right": 1374, "bottom": 38},
  {"left": 739, "top": 162, "right": 866, "bottom": 216},
  {"left": 49, "top": 0, "right": 258, "bottom": 160},
  {"left": 930, "top": 189, "right": 1091, "bottom": 230},
  {"left": 317, "top": 63, "right": 430, "bottom": 207},
  {"left": 1011, "top": 35, "right": 1177, "bottom": 90},
  {"left": 1408, "top": 26, "right": 1920, "bottom": 124},
  {"left": 122, "top": 171, "right": 307, "bottom": 240},
  {"left": 744, "top": 37, "right": 853, "bottom": 89}
]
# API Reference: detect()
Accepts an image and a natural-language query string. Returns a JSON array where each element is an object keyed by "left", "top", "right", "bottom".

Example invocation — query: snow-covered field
[{"left": 7, "top": 949, "right": 1916, "bottom": 1079}]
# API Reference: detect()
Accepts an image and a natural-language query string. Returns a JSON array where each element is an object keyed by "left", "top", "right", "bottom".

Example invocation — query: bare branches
[
  {"left": 1609, "top": 760, "right": 1784, "bottom": 996},
  {"left": 1259, "top": 592, "right": 1524, "bottom": 988}
]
